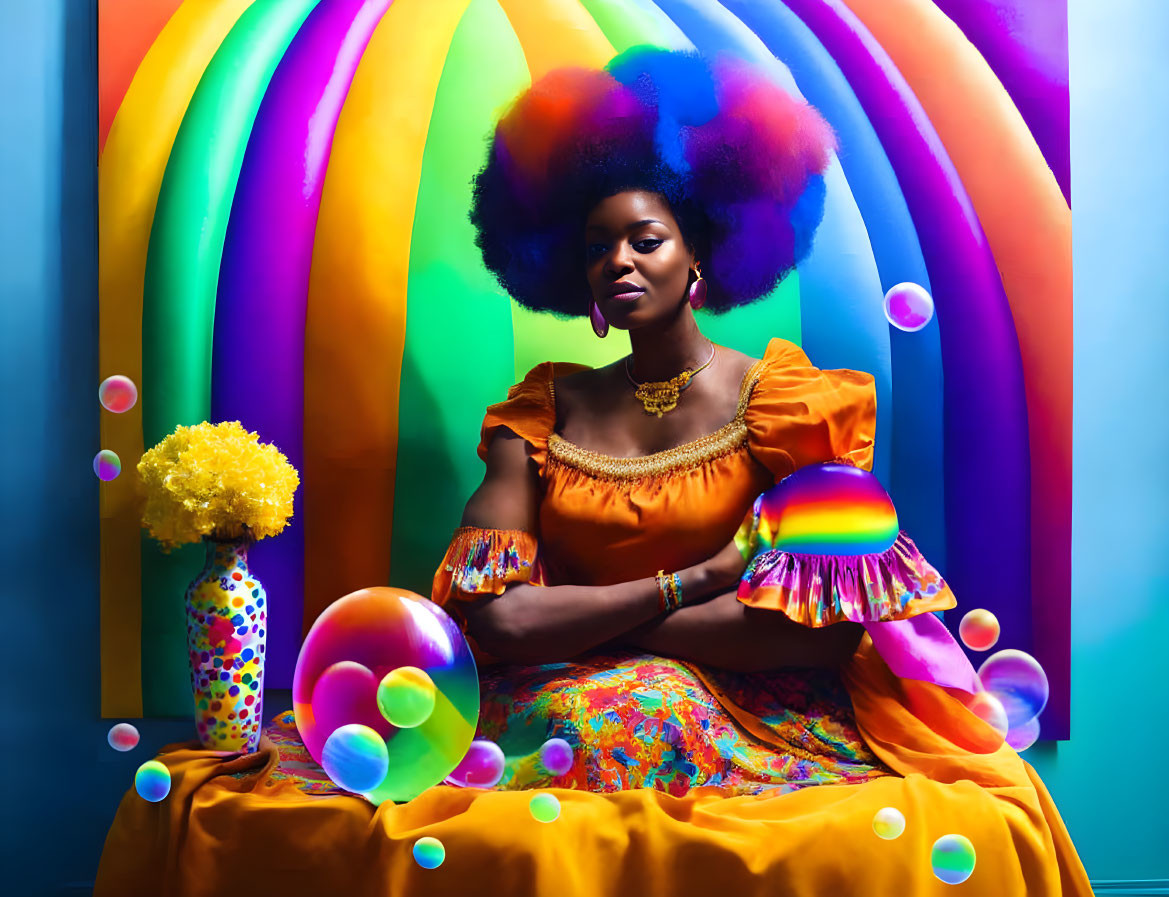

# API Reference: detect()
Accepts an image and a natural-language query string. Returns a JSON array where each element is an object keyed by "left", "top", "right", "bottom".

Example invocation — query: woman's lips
[{"left": 609, "top": 288, "right": 645, "bottom": 303}]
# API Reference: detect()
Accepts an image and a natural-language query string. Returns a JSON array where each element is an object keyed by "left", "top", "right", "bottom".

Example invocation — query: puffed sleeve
[
  {"left": 476, "top": 360, "right": 590, "bottom": 474},
  {"left": 744, "top": 338, "right": 877, "bottom": 482}
]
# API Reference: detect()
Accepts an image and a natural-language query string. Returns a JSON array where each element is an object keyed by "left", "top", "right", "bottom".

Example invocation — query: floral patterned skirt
[{"left": 477, "top": 649, "right": 893, "bottom": 798}]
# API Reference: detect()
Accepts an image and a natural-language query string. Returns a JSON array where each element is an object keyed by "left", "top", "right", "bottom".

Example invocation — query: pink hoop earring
[
  {"left": 688, "top": 263, "right": 707, "bottom": 310},
  {"left": 589, "top": 299, "right": 609, "bottom": 338}
]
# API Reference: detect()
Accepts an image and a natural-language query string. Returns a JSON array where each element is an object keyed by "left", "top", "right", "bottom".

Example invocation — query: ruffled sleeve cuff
[
  {"left": 431, "top": 526, "right": 541, "bottom": 606},
  {"left": 736, "top": 530, "right": 956, "bottom": 626}
]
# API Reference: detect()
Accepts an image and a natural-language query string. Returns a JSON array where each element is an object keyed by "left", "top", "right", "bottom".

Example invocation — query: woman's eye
[
  {"left": 635, "top": 239, "right": 662, "bottom": 252},
  {"left": 586, "top": 244, "right": 608, "bottom": 259}
]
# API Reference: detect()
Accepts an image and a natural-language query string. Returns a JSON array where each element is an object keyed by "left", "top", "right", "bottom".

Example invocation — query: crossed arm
[{"left": 455, "top": 431, "right": 862, "bottom": 672}]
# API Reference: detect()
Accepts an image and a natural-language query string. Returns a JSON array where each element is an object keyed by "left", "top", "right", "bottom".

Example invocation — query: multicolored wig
[{"left": 470, "top": 46, "right": 837, "bottom": 316}]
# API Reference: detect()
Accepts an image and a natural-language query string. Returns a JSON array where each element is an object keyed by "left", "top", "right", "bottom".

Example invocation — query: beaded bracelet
[{"left": 655, "top": 570, "right": 683, "bottom": 612}]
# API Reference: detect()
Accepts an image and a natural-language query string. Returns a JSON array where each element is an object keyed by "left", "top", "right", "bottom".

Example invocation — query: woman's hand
[{"left": 699, "top": 536, "right": 751, "bottom": 597}]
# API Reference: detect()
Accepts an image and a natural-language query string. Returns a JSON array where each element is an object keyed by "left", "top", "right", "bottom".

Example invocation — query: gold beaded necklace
[{"left": 624, "top": 341, "right": 717, "bottom": 417}]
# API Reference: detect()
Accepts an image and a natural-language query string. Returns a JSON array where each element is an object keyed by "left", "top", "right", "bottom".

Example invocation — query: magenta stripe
[{"left": 212, "top": 0, "right": 395, "bottom": 688}]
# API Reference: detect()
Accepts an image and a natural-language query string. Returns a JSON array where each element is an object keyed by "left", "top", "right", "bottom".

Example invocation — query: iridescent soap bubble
[
  {"left": 977, "top": 649, "right": 1049, "bottom": 729},
  {"left": 872, "top": 807, "right": 905, "bottom": 840},
  {"left": 292, "top": 587, "right": 479, "bottom": 805},
  {"left": 94, "top": 450, "right": 121, "bottom": 481},
  {"left": 446, "top": 738, "right": 506, "bottom": 789},
  {"left": 98, "top": 375, "right": 138, "bottom": 413},
  {"left": 413, "top": 836, "right": 446, "bottom": 869},
  {"left": 322, "top": 724, "right": 389, "bottom": 794},
  {"left": 883, "top": 282, "right": 935, "bottom": 332},
  {"left": 134, "top": 760, "right": 172, "bottom": 802},
  {"left": 959, "top": 609, "right": 1000, "bottom": 651},
  {"left": 1006, "top": 716, "right": 1041, "bottom": 752},
  {"left": 967, "top": 690, "right": 1009, "bottom": 738},
  {"left": 931, "top": 834, "right": 976, "bottom": 884},
  {"left": 377, "top": 665, "right": 436, "bottom": 729},
  {"left": 529, "top": 792, "right": 561, "bottom": 823},
  {"left": 538, "top": 738, "right": 574, "bottom": 776},
  {"left": 107, "top": 723, "right": 140, "bottom": 752}
]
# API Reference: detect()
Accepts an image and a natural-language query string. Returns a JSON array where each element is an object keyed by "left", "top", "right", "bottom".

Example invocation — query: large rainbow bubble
[
  {"left": 751, "top": 463, "right": 899, "bottom": 556},
  {"left": 292, "top": 587, "right": 479, "bottom": 804},
  {"left": 977, "top": 648, "right": 1049, "bottom": 729}
]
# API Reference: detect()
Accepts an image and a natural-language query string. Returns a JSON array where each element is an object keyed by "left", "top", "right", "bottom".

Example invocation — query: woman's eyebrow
[{"left": 584, "top": 218, "right": 664, "bottom": 233}]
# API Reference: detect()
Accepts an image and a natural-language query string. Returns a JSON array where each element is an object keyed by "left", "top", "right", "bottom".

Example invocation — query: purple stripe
[
  {"left": 932, "top": 0, "right": 1070, "bottom": 204},
  {"left": 212, "top": 0, "right": 394, "bottom": 688},
  {"left": 782, "top": 0, "right": 1039, "bottom": 724}
]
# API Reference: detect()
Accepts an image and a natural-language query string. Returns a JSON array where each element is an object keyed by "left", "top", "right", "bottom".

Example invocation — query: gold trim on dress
[{"left": 547, "top": 356, "right": 766, "bottom": 481}]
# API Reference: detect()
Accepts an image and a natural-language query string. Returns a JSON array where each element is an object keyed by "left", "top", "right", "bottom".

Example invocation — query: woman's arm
[
  {"left": 456, "top": 431, "right": 732, "bottom": 665},
  {"left": 621, "top": 589, "right": 865, "bottom": 672}
]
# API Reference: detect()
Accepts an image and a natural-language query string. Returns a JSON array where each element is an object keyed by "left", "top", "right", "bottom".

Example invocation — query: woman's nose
[{"left": 605, "top": 243, "right": 634, "bottom": 275}]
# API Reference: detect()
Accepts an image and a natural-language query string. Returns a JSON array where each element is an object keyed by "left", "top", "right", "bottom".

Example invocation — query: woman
[{"left": 428, "top": 47, "right": 1093, "bottom": 891}]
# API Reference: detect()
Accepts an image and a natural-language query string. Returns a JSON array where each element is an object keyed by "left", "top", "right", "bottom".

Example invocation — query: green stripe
[
  {"left": 140, "top": 0, "right": 320, "bottom": 715},
  {"left": 579, "top": 0, "right": 691, "bottom": 53},
  {"left": 389, "top": 0, "right": 531, "bottom": 593}
]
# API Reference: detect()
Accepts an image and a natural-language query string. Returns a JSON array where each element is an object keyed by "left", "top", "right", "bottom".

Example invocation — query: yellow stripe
[
  {"left": 301, "top": 0, "right": 472, "bottom": 633},
  {"left": 98, "top": 0, "right": 257, "bottom": 718}
]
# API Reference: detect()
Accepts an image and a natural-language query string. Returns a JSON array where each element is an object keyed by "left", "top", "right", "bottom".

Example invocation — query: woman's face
[{"left": 584, "top": 190, "right": 694, "bottom": 330}]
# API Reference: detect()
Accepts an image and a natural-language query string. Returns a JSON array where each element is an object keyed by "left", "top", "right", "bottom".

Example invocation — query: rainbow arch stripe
[{"left": 98, "top": 0, "right": 1072, "bottom": 739}]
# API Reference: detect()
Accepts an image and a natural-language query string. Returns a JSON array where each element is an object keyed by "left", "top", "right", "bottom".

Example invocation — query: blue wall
[
  {"left": 1, "top": 0, "right": 1165, "bottom": 893},
  {"left": 1024, "top": 0, "right": 1169, "bottom": 887}
]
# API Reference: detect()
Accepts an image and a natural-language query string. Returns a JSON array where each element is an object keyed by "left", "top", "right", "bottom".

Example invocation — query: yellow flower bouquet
[
  {"left": 137, "top": 420, "right": 300, "bottom": 551},
  {"left": 137, "top": 420, "right": 299, "bottom": 751}
]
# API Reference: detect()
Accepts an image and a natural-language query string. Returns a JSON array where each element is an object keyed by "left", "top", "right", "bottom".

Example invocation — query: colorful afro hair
[{"left": 470, "top": 46, "right": 837, "bottom": 316}]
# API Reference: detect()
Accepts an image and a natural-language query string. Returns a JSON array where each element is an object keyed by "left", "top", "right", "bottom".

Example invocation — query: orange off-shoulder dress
[{"left": 95, "top": 338, "right": 1092, "bottom": 897}]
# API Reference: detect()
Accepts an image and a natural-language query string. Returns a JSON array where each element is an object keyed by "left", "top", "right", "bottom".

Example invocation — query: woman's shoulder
[{"left": 476, "top": 360, "right": 592, "bottom": 462}]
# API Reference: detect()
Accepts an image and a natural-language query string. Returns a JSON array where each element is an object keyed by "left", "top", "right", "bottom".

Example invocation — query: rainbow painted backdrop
[{"left": 98, "top": 0, "right": 1071, "bottom": 737}]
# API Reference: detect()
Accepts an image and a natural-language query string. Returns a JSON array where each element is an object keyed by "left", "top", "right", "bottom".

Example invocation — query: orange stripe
[
  {"left": 496, "top": 0, "right": 615, "bottom": 78},
  {"left": 98, "top": 0, "right": 257, "bottom": 717},
  {"left": 98, "top": 0, "right": 185, "bottom": 155},
  {"left": 301, "top": 0, "right": 472, "bottom": 633}
]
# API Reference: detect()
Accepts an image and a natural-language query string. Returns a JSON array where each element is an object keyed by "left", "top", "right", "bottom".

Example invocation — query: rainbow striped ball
[
  {"left": 322, "top": 724, "right": 389, "bottom": 794},
  {"left": 931, "top": 834, "right": 976, "bottom": 884},
  {"left": 134, "top": 760, "right": 171, "bottom": 802},
  {"left": 413, "top": 836, "right": 446, "bottom": 869},
  {"left": 755, "top": 463, "right": 898, "bottom": 556},
  {"left": 107, "top": 723, "right": 140, "bottom": 752}
]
